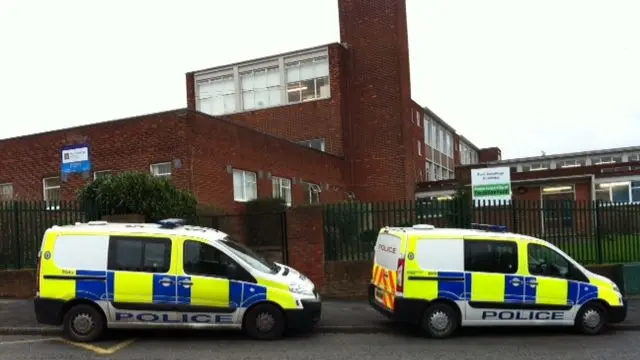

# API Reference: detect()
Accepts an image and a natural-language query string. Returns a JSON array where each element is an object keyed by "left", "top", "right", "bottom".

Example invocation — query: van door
[
  {"left": 372, "top": 232, "right": 403, "bottom": 311},
  {"left": 525, "top": 241, "right": 588, "bottom": 321}
]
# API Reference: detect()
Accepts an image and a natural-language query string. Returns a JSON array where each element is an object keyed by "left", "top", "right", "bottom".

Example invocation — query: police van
[
  {"left": 33, "top": 219, "right": 321, "bottom": 342},
  {"left": 369, "top": 223, "right": 627, "bottom": 338}
]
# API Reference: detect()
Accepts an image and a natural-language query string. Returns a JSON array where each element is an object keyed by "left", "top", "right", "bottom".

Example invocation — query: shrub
[{"left": 77, "top": 171, "right": 198, "bottom": 223}]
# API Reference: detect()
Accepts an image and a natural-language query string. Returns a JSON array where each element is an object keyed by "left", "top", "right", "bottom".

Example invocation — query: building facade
[{"left": 0, "top": 0, "right": 491, "bottom": 211}]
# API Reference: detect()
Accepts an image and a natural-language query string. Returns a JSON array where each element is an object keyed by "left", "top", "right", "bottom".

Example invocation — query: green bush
[{"left": 77, "top": 171, "right": 198, "bottom": 222}]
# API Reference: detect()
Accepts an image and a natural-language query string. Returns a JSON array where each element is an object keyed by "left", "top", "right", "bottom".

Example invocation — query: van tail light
[
  {"left": 396, "top": 258, "right": 405, "bottom": 293},
  {"left": 35, "top": 252, "right": 42, "bottom": 297}
]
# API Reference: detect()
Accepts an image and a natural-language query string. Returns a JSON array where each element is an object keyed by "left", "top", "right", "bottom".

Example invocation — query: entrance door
[{"left": 541, "top": 188, "right": 575, "bottom": 235}]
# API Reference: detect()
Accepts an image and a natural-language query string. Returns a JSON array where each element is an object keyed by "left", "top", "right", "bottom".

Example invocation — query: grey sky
[{"left": 1, "top": 0, "right": 638, "bottom": 159}]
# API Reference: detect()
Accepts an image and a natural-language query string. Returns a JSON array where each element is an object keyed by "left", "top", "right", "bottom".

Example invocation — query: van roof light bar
[
  {"left": 157, "top": 218, "right": 187, "bottom": 229},
  {"left": 471, "top": 223, "right": 507, "bottom": 232}
]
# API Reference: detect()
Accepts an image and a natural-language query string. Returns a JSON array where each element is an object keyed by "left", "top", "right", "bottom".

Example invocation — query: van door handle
[
  {"left": 179, "top": 280, "right": 193, "bottom": 287},
  {"left": 159, "top": 277, "right": 174, "bottom": 287},
  {"left": 510, "top": 278, "right": 521, "bottom": 286}
]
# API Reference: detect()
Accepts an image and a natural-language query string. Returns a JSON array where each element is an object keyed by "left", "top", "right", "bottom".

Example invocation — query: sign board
[
  {"left": 471, "top": 166, "right": 512, "bottom": 204},
  {"left": 61, "top": 144, "right": 91, "bottom": 175}
]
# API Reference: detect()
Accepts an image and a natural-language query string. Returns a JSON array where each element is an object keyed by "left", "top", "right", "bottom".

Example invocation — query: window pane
[
  {"left": 254, "top": 89, "right": 269, "bottom": 108},
  {"left": 267, "top": 68, "right": 280, "bottom": 86},
  {"left": 233, "top": 170, "right": 244, "bottom": 200},
  {"left": 268, "top": 88, "right": 281, "bottom": 106},
  {"left": 633, "top": 188, "right": 640, "bottom": 202},
  {"left": 595, "top": 189, "right": 610, "bottom": 202},
  {"left": 285, "top": 65, "right": 300, "bottom": 82},
  {"left": 300, "top": 79, "right": 317, "bottom": 101},
  {"left": 316, "top": 76, "right": 330, "bottom": 98},
  {"left": 112, "top": 238, "right": 143, "bottom": 271},
  {"left": 611, "top": 184, "right": 630, "bottom": 203},
  {"left": 183, "top": 241, "right": 233, "bottom": 278},
  {"left": 242, "top": 91, "right": 255, "bottom": 109},
  {"left": 253, "top": 69, "right": 267, "bottom": 88},
  {"left": 527, "top": 243, "right": 570, "bottom": 278},
  {"left": 313, "top": 57, "right": 329, "bottom": 77},
  {"left": 0, "top": 184, "right": 13, "bottom": 200},
  {"left": 144, "top": 242, "right": 168, "bottom": 270},
  {"left": 287, "top": 82, "right": 302, "bottom": 102},
  {"left": 464, "top": 240, "right": 518, "bottom": 274},
  {"left": 299, "top": 60, "right": 315, "bottom": 80}
]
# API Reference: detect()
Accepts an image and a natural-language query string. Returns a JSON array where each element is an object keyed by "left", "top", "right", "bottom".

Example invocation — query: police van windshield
[{"left": 219, "top": 237, "right": 279, "bottom": 274}]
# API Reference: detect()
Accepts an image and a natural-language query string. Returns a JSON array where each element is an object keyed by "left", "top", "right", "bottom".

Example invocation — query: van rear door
[{"left": 371, "top": 231, "right": 403, "bottom": 311}]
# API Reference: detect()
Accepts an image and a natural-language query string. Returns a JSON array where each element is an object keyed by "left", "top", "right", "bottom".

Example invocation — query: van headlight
[
  {"left": 613, "top": 283, "right": 621, "bottom": 293},
  {"left": 289, "top": 283, "right": 314, "bottom": 296}
]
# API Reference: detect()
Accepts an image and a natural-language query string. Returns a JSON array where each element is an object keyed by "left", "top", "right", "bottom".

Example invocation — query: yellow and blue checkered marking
[{"left": 419, "top": 271, "right": 599, "bottom": 307}]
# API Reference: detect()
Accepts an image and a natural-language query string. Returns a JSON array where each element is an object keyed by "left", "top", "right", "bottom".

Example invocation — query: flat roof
[{"left": 465, "top": 145, "right": 640, "bottom": 166}]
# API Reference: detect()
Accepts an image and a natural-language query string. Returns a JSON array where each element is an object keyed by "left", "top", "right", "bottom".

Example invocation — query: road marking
[
  {"left": 57, "top": 338, "right": 136, "bottom": 355},
  {"left": 0, "top": 337, "right": 59, "bottom": 346}
]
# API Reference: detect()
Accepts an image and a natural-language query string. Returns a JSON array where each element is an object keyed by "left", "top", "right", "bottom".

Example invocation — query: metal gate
[{"left": 196, "top": 212, "right": 289, "bottom": 265}]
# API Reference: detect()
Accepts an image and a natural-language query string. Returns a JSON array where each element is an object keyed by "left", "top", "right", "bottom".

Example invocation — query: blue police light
[
  {"left": 157, "top": 218, "right": 186, "bottom": 229},
  {"left": 471, "top": 223, "right": 508, "bottom": 232}
]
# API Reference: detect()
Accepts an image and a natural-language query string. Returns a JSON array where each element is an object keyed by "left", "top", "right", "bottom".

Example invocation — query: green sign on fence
[{"left": 471, "top": 167, "right": 512, "bottom": 205}]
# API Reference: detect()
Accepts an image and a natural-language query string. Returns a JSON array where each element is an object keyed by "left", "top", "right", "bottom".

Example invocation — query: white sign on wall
[{"left": 471, "top": 166, "right": 512, "bottom": 204}]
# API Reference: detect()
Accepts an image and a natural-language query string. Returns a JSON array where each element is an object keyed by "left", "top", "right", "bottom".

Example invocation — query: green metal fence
[
  {"left": 0, "top": 201, "right": 95, "bottom": 269},
  {"left": 324, "top": 199, "right": 640, "bottom": 265}
]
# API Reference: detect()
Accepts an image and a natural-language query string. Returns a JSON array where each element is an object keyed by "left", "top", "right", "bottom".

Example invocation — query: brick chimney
[
  {"left": 338, "top": 0, "right": 415, "bottom": 200},
  {"left": 478, "top": 147, "right": 502, "bottom": 163}
]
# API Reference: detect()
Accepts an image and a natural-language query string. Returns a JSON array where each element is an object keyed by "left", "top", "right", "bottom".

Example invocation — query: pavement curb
[{"left": 0, "top": 327, "right": 61, "bottom": 336}]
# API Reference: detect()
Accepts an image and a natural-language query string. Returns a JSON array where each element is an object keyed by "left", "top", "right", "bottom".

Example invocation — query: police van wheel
[
  {"left": 575, "top": 302, "right": 608, "bottom": 335},
  {"left": 243, "top": 303, "right": 285, "bottom": 340},
  {"left": 62, "top": 304, "right": 106, "bottom": 343},
  {"left": 420, "top": 303, "right": 459, "bottom": 339}
]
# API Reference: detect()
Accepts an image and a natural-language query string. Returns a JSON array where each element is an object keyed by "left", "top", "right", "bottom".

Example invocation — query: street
[{"left": 2, "top": 328, "right": 640, "bottom": 359}]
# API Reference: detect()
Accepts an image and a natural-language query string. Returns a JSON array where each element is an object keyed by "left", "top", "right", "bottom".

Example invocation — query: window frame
[
  {"left": 42, "top": 177, "right": 61, "bottom": 207},
  {"left": 463, "top": 239, "right": 519, "bottom": 274},
  {"left": 302, "top": 181, "right": 321, "bottom": 205},
  {"left": 150, "top": 162, "right": 172, "bottom": 178},
  {"left": 93, "top": 170, "right": 113, "bottom": 180},
  {"left": 0, "top": 183, "right": 14, "bottom": 201},
  {"left": 233, "top": 169, "right": 258, "bottom": 202},
  {"left": 107, "top": 235, "right": 172, "bottom": 274},
  {"left": 272, "top": 176, "right": 292, "bottom": 206},
  {"left": 526, "top": 242, "right": 588, "bottom": 282}
]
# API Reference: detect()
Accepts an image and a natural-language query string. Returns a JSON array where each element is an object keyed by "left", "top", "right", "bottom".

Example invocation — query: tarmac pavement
[{"left": 1, "top": 298, "right": 640, "bottom": 336}]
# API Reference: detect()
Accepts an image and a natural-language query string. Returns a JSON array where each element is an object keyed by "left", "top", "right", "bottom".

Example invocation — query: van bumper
[
  {"left": 608, "top": 299, "right": 627, "bottom": 323},
  {"left": 368, "top": 284, "right": 425, "bottom": 325},
  {"left": 284, "top": 298, "right": 322, "bottom": 330},
  {"left": 33, "top": 298, "right": 64, "bottom": 326}
]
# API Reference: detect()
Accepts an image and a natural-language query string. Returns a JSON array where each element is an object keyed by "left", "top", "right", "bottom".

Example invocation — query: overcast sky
[{"left": 1, "top": 0, "right": 638, "bottom": 159}]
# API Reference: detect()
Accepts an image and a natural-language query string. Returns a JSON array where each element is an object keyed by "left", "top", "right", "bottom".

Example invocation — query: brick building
[{"left": 0, "top": 0, "right": 495, "bottom": 212}]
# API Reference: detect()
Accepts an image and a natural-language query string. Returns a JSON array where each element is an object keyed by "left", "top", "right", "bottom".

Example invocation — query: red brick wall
[
  {"left": 324, "top": 260, "right": 371, "bottom": 299},
  {"left": 478, "top": 147, "right": 502, "bottom": 163},
  {"left": 285, "top": 206, "right": 325, "bottom": 289},
  {"left": 338, "top": 0, "right": 415, "bottom": 202},
  {"left": 188, "top": 111, "right": 347, "bottom": 211},
  {"left": 0, "top": 269, "right": 36, "bottom": 298}
]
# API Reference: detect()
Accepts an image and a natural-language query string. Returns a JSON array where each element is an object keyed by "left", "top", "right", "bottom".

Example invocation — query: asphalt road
[{"left": 2, "top": 328, "right": 640, "bottom": 359}]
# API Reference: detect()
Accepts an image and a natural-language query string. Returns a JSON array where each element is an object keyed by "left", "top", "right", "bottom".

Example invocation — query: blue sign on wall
[{"left": 61, "top": 144, "right": 91, "bottom": 175}]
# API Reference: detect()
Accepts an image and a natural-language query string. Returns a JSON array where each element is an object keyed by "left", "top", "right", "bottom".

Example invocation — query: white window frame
[
  {"left": 302, "top": 181, "right": 321, "bottom": 205},
  {"left": 417, "top": 140, "right": 422, "bottom": 156},
  {"left": 43, "top": 177, "right": 61, "bottom": 209},
  {"left": 596, "top": 180, "right": 640, "bottom": 204},
  {"left": 0, "top": 183, "right": 13, "bottom": 201},
  {"left": 93, "top": 170, "right": 113, "bottom": 180},
  {"left": 233, "top": 169, "right": 258, "bottom": 202},
  {"left": 195, "top": 47, "right": 330, "bottom": 116},
  {"left": 272, "top": 176, "right": 292, "bottom": 206},
  {"left": 150, "top": 162, "right": 172, "bottom": 178}
]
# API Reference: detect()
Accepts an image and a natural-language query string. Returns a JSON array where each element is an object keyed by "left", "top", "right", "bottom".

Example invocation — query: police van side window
[
  {"left": 183, "top": 240, "right": 254, "bottom": 282},
  {"left": 527, "top": 243, "right": 588, "bottom": 282},
  {"left": 107, "top": 236, "right": 171, "bottom": 273},
  {"left": 464, "top": 240, "right": 518, "bottom": 274}
]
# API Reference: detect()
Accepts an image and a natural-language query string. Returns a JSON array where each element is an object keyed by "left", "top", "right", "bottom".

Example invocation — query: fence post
[
  {"left": 594, "top": 200, "right": 603, "bottom": 264},
  {"left": 13, "top": 201, "right": 22, "bottom": 269}
]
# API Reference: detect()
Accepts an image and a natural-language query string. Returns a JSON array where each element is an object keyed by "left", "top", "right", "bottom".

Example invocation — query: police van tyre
[
  {"left": 575, "top": 301, "right": 608, "bottom": 335},
  {"left": 420, "top": 302, "right": 460, "bottom": 339},
  {"left": 243, "top": 303, "right": 286, "bottom": 341},
  {"left": 62, "top": 304, "right": 106, "bottom": 343}
]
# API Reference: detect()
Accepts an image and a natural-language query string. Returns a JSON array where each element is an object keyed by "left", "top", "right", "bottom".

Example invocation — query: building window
[
  {"left": 430, "top": 122, "right": 437, "bottom": 148},
  {"left": 298, "top": 138, "right": 325, "bottom": 152},
  {"left": 522, "top": 162, "right": 550, "bottom": 172},
  {"left": 233, "top": 169, "right": 257, "bottom": 202},
  {"left": 43, "top": 177, "right": 61, "bottom": 204},
  {"left": 596, "top": 180, "right": 640, "bottom": 203},
  {"left": 558, "top": 159, "right": 585, "bottom": 168},
  {"left": 285, "top": 56, "right": 330, "bottom": 103},
  {"left": 629, "top": 154, "right": 640, "bottom": 162},
  {"left": 196, "top": 73, "right": 236, "bottom": 115},
  {"left": 150, "top": 162, "right": 172, "bottom": 178},
  {"left": 417, "top": 141, "right": 422, "bottom": 156},
  {"left": 415, "top": 110, "right": 421, "bottom": 127},
  {"left": 272, "top": 176, "right": 292, "bottom": 206},
  {"left": 302, "top": 181, "right": 321, "bottom": 204},
  {"left": 0, "top": 183, "right": 13, "bottom": 201},
  {"left": 592, "top": 156, "right": 622, "bottom": 165},
  {"left": 423, "top": 117, "right": 430, "bottom": 146},
  {"left": 445, "top": 133, "right": 453, "bottom": 158},
  {"left": 93, "top": 170, "right": 113, "bottom": 180},
  {"left": 240, "top": 66, "right": 281, "bottom": 110}
]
